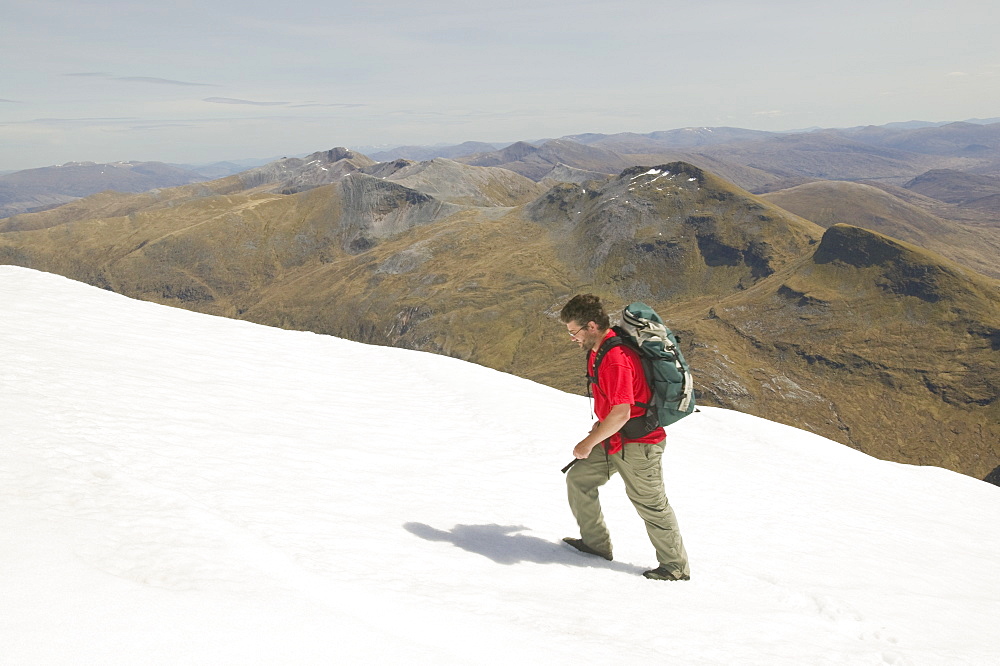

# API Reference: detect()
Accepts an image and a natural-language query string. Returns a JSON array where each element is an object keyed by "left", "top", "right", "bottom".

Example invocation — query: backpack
[{"left": 588, "top": 302, "right": 696, "bottom": 440}]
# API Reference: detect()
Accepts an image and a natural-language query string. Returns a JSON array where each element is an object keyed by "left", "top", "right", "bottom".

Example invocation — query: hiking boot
[
  {"left": 642, "top": 566, "right": 690, "bottom": 581},
  {"left": 562, "top": 537, "right": 613, "bottom": 561}
]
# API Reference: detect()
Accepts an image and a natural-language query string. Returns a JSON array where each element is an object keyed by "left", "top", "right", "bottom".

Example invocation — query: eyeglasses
[{"left": 568, "top": 325, "right": 588, "bottom": 338}]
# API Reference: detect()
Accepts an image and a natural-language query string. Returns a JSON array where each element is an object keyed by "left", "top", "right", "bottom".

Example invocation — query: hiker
[{"left": 560, "top": 294, "right": 690, "bottom": 581}]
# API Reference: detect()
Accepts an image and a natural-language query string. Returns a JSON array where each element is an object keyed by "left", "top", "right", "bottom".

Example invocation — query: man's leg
[
  {"left": 614, "top": 443, "right": 690, "bottom": 578},
  {"left": 565, "top": 444, "right": 615, "bottom": 559}
]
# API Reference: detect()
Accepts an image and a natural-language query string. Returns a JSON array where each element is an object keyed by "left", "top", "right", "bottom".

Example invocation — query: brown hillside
[
  {"left": 761, "top": 180, "right": 1000, "bottom": 279},
  {"left": 678, "top": 224, "right": 999, "bottom": 478}
]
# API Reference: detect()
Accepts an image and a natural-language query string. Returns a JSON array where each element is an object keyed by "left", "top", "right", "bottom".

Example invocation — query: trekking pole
[{"left": 561, "top": 459, "right": 578, "bottom": 473}]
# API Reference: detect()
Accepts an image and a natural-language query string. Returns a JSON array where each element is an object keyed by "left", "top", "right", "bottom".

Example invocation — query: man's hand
[
  {"left": 571, "top": 403, "right": 633, "bottom": 459},
  {"left": 573, "top": 439, "right": 598, "bottom": 459}
]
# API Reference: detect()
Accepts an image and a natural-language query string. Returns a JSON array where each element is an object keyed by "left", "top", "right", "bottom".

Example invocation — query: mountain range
[
  {"left": 1, "top": 123, "right": 998, "bottom": 483},
  {"left": 446, "top": 121, "right": 1000, "bottom": 194},
  {"left": 0, "top": 161, "right": 208, "bottom": 218},
  {"left": 9, "top": 119, "right": 1000, "bottom": 215}
]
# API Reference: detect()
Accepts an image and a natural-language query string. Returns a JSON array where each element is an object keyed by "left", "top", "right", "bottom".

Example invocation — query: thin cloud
[
  {"left": 124, "top": 123, "right": 199, "bottom": 131},
  {"left": 64, "top": 72, "right": 217, "bottom": 86},
  {"left": 204, "top": 97, "right": 288, "bottom": 106},
  {"left": 117, "top": 76, "right": 218, "bottom": 87},
  {"left": 386, "top": 109, "right": 450, "bottom": 118},
  {"left": 19, "top": 117, "right": 140, "bottom": 125},
  {"left": 290, "top": 102, "right": 367, "bottom": 108},
  {"left": 0, "top": 99, "right": 22, "bottom": 103}
]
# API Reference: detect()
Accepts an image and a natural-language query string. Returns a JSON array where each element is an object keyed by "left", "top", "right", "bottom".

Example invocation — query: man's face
[{"left": 566, "top": 320, "right": 600, "bottom": 351}]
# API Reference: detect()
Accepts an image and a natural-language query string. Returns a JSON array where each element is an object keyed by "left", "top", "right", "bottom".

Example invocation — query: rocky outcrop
[
  {"left": 383, "top": 158, "right": 544, "bottom": 207},
  {"left": 986, "top": 465, "right": 1000, "bottom": 486},
  {"left": 337, "top": 174, "right": 462, "bottom": 253},
  {"left": 540, "top": 163, "right": 612, "bottom": 186}
]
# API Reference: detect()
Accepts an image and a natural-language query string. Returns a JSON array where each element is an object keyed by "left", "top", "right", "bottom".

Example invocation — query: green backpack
[{"left": 589, "top": 302, "right": 696, "bottom": 439}]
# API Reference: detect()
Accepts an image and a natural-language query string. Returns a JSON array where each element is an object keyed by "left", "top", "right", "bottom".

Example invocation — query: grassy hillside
[
  {"left": 762, "top": 180, "right": 1000, "bottom": 279},
  {"left": 675, "top": 224, "right": 999, "bottom": 477}
]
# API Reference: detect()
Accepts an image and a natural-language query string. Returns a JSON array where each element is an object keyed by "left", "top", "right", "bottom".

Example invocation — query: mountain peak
[
  {"left": 306, "top": 147, "right": 363, "bottom": 163},
  {"left": 497, "top": 141, "right": 541, "bottom": 160},
  {"left": 527, "top": 161, "right": 822, "bottom": 301},
  {"left": 618, "top": 161, "right": 707, "bottom": 184},
  {"left": 233, "top": 148, "right": 376, "bottom": 194}
]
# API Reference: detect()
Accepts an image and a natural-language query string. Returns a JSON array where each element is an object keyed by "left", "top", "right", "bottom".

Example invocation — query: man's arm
[{"left": 573, "top": 403, "right": 632, "bottom": 459}]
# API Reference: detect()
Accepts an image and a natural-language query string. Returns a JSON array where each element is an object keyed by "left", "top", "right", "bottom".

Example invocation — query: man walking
[{"left": 559, "top": 294, "right": 690, "bottom": 581}]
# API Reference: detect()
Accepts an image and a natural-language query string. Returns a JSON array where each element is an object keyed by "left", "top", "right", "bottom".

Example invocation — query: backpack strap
[
  {"left": 587, "top": 333, "right": 659, "bottom": 441},
  {"left": 587, "top": 335, "right": 622, "bottom": 391}
]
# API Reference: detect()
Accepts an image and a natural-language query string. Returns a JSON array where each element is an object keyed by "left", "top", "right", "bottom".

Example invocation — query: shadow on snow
[{"left": 403, "top": 522, "right": 646, "bottom": 575}]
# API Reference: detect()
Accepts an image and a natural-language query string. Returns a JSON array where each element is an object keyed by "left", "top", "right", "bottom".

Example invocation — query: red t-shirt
[{"left": 588, "top": 330, "right": 666, "bottom": 454}]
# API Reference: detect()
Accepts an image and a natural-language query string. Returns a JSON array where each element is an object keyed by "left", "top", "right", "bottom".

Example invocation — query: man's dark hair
[{"left": 560, "top": 294, "right": 611, "bottom": 329}]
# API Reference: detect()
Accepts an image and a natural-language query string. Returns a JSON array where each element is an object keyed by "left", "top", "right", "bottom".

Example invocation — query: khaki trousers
[{"left": 566, "top": 441, "right": 690, "bottom": 577}]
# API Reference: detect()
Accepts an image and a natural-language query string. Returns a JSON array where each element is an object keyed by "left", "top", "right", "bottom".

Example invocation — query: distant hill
[
  {"left": 881, "top": 117, "right": 1000, "bottom": 130},
  {"left": 172, "top": 158, "right": 279, "bottom": 179},
  {"left": 761, "top": 180, "right": 1000, "bottom": 279},
  {"left": 369, "top": 141, "right": 504, "bottom": 162},
  {"left": 564, "top": 127, "right": 777, "bottom": 151},
  {"left": 683, "top": 131, "right": 950, "bottom": 188},
  {"left": 841, "top": 121, "right": 1000, "bottom": 158},
  {"left": 2, "top": 151, "right": 997, "bottom": 481},
  {"left": 903, "top": 168, "right": 1000, "bottom": 214},
  {"left": 458, "top": 139, "right": 631, "bottom": 180},
  {"left": 0, "top": 161, "right": 207, "bottom": 218}
]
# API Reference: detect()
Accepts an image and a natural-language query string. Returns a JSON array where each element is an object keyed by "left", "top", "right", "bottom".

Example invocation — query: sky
[
  {"left": 1, "top": 0, "right": 999, "bottom": 171},
  {"left": 2, "top": 264, "right": 999, "bottom": 664}
]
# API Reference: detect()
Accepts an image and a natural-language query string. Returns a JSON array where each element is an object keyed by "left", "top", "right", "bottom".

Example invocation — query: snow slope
[{"left": 1, "top": 266, "right": 998, "bottom": 665}]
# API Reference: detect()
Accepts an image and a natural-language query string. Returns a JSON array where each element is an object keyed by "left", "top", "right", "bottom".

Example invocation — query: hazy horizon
[
  {"left": 3, "top": 0, "right": 999, "bottom": 172},
  {"left": 3, "top": 116, "right": 998, "bottom": 174}
]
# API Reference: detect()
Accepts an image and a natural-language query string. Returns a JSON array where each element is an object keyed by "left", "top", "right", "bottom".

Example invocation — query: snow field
[{"left": 2, "top": 266, "right": 998, "bottom": 665}]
